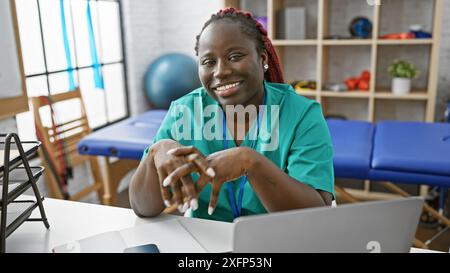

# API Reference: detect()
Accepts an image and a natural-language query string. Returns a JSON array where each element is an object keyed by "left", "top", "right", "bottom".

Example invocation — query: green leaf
[{"left": 388, "top": 59, "right": 417, "bottom": 78}]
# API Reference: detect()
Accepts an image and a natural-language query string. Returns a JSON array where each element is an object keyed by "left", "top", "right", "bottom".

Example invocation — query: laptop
[{"left": 232, "top": 197, "right": 424, "bottom": 253}]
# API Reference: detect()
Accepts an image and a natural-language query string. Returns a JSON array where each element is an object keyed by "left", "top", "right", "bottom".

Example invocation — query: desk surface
[
  {"left": 6, "top": 196, "right": 441, "bottom": 253},
  {"left": 6, "top": 195, "right": 232, "bottom": 253}
]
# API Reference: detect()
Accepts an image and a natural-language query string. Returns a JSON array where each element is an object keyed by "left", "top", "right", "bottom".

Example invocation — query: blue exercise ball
[{"left": 144, "top": 53, "right": 201, "bottom": 109}]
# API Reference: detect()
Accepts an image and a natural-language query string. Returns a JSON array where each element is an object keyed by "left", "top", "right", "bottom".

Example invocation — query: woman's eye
[
  {"left": 229, "top": 54, "right": 243, "bottom": 61},
  {"left": 202, "top": 59, "right": 215, "bottom": 66}
]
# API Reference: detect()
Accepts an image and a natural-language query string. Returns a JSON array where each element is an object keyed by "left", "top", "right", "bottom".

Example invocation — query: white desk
[
  {"left": 6, "top": 196, "right": 232, "bottom": 253},
  {"left": 6, "top": 196, "right": 442, "bottom": 253}
]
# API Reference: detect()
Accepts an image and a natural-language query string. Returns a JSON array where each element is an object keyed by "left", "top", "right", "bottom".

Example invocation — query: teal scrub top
[{"left": 142, "top": 81, "right": 335, "bottom": 222}]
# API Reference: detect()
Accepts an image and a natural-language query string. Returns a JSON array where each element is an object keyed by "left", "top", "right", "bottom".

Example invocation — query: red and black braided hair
[{"left": 195, "top": 7, "right": 284, "bottom": 84}]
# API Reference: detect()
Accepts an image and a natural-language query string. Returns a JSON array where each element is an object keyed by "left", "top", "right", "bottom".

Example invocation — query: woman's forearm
[
  {"left": 129, "top": 146, "right": 165, "bottom": 217},
  {"left": 242, "top": 147, "right": 330, "bottom": 212}
]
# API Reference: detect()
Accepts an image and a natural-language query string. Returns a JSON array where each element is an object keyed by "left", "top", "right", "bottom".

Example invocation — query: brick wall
[
  {"left": 121, "top": 0, "right": 160, "bottom": 116},
  {"left": 436, "top": 0, "right": 450, "bottom": 121}
]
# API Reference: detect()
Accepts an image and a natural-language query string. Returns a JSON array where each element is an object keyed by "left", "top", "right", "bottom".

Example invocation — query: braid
[{"left": 195, "top": 7, "right": 284, "bottom": 83}]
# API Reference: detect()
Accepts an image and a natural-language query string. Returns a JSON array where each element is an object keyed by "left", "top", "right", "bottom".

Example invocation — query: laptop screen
[{"left": 232, "top": 197, "right": 423, "bottom": 253}]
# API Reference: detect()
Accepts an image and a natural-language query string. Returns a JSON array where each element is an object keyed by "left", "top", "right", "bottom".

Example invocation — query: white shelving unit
[{"left": 225, "top": 0, "right": 443, "bottom": 122}]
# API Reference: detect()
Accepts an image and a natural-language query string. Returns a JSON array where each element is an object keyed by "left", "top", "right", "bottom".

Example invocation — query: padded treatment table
[
  {"left": 77, "top": 110, "right": 168, "bottom": 205},
  {"left": 326, "top": 119, "right": 374, "bottom": 180},
  {"left": 78, "top": 110, "right": 168, "bottom": 160},
  {"left": 328, "top": 119, "right": 450, "bottom": 186},
  {"left": 369, "top": 121, "right": 450, "bottom": 187}
]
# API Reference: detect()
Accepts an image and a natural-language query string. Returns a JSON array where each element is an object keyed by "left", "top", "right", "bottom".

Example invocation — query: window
[{"left": 14, "top": 0, "right": 128, "bottom": 140}]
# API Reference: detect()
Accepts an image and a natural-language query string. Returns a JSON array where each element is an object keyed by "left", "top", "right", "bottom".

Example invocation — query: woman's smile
[{"left": 213, "top": 81, "right": 243, "bottom": 97}]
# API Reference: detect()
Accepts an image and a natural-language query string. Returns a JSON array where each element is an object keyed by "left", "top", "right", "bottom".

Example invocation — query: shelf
[
  {"left": 377, "top": 39, "right": 433, "bottom": 45},
  {"left": 321, "top": 91, "right": 370, "bottom": 98},
  {"left": 273, "top": 39, "right": 317, "bottom": 46},
  {"left": 378, "top": 0, "right": 436, "bottom": 47},
  {"left": 1, "top": 133, "right": 49, "bottom": 252},
  {"left": 322, "top": 39, "right": 372, "bottom": 46},
  {"left": 272, "top": 39, "right": 433, "bottom": 46},
  {"left": 0, "top": 140, "right": 40, "bottom": 175},
  {"left": 0, "top": 199, "right": 42, "bottom": 238},
  {"left": 374, "top": 92, "right": 429, "bottom": 100},
  {"left": 374, "top": 100, "right": 426, "bottom": 122},
  {"left": 0, "top": 166, "right": 45, "bottom": 203},
  {"left": 324, "top": 0, "right": 374, "bottom": 42},
  {"left": 295, "top": 90, "right": 317, "bottom": 96}
]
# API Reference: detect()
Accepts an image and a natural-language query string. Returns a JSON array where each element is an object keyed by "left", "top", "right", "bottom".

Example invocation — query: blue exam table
[
  {"left": 77, "top": 110, "right": 167, "bottom": 160},
  {"left": 78, "top": 111, "right": 450, "bottom": 191},
  {"left": 78, "top": 111, "right": 450, "bottom": 194},
  {"left": 327, "top": 119, "right": 450, "bottom": 187},
  {"left": 78, "top": 112, "right": 450, "bottom": 243}
]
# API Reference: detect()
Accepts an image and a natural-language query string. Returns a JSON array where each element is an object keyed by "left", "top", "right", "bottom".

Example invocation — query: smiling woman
[{"left": 129, "top": 7, "right": 335, "bottom": 223}]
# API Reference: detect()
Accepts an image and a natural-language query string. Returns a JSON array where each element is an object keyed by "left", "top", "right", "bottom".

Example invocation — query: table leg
[{"left": 102, "top": 158, "right": 139, "bottom": 206}]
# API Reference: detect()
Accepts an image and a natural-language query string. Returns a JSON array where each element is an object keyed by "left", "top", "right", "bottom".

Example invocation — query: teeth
[{"left": 216, "top": 82, "right": 240, "bottom": 91}]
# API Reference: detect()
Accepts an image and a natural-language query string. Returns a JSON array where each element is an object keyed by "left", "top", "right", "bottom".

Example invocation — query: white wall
[
  {"left": 0, "top": 117, "right": 18, "bottom": 134},
  {"left": 159, "top": 0, "right": 222, "bottom": 57},
  {"left": 121, "top": 0, "right": 160, "bottom": 117}
]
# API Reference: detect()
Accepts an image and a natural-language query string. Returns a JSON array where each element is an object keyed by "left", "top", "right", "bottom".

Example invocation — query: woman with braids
[{"left": 129, "top": 8, "right": 334, "bottom": 222}]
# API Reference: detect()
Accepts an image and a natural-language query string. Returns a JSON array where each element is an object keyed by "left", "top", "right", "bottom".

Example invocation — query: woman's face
[{"left": 197, "top": 20, "right": 268, "bottom": 106}]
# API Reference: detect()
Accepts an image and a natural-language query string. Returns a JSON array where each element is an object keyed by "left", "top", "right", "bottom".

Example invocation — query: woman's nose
[{"left": 214, "top": 60, "right": 231, "bottom": 79}]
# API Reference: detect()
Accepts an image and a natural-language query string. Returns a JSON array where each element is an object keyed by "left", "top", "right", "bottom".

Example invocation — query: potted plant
[{"left": 388, "top": 59, "right": 418, "bottom": 95}]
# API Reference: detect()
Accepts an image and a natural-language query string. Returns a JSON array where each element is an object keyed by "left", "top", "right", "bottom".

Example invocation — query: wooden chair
[{"left": 31, "top": 88, "right": 109, "bottom": 204}]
